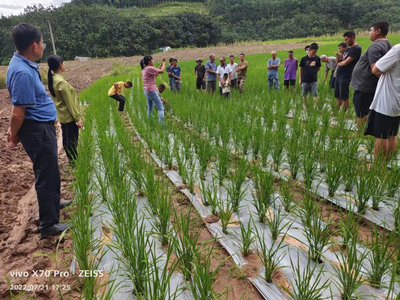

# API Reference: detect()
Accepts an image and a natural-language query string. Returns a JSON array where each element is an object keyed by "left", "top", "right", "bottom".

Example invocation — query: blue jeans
[
  {"left": 268, "top": 74, "right": 279, "bottom": 90},
  {"left": 144, "top": 90, "right": 164, "bottom": 122}
]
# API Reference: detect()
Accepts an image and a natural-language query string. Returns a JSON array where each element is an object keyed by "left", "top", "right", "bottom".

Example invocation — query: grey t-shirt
[{"left": 351, "top": 40, "right": 392, "bottom": 93}]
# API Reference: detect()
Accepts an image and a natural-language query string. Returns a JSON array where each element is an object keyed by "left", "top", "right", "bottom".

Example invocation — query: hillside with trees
[{"left": 0, "top": 0, "right": 399, "bottom": 64}]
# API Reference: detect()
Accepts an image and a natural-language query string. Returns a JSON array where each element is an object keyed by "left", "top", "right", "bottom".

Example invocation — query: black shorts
[
  {"left": 334, "top": 75, "right": 351, "bottom": 100},
  {"left": 196, "top": 77, "right": 206, "bottom": 89},
  {"left": 284, "top": 80, "right": 296, "bottom": 86},
  {"left": 353, "top": 90, "right": 374, "bottom": 118},
  {"left": 365, "top": 110, "right": 400, "bottom": 139}
]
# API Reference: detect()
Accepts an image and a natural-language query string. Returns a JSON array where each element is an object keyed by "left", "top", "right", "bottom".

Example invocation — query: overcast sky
[{"left": 0, "top": 0, "right": 71, "bottom": 16}]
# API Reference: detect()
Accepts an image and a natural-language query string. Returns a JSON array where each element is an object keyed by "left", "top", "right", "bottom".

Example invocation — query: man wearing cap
[
  {"left": 320, "top": 54, "right": 337, "bottom": 89},
  {"left": 194, "top": 58, "right": 206, "bottom": 90}
]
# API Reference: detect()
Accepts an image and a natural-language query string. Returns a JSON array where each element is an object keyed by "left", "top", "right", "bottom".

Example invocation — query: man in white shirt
[
  {"left": 365, "top": 44, "right": 400, "bottom": 161},
  {"left": 229, "top": 55, "right": 238, "bottom": 88},
  {"left": 216, "top": 57, "right": 232, "bottom": 96}
]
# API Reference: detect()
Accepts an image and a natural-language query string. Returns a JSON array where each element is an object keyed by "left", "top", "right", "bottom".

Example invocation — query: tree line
[{"left": 0, "top": 0, "right": 399, "bottom": 65}]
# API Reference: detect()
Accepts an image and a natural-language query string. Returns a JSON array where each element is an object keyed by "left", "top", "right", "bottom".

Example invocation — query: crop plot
[{"left": 71, "top": 52, "right": 400, "bottom": 299}]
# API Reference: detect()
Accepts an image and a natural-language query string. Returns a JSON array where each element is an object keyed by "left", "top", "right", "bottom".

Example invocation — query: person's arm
[
  {"left": 59, "top": 81, "right": 81, "bottom": 126},
  {"left": 372, "top": 64, "right": 383, "bottom": 75},
  {"left": 337, "top": 56, "right": 355, "bottom": 67},
  {"left": 299, "top": 67, "right": 302, "bottom": 85},
  {"left": 370, "top": 63, "right": 380, "bottom": 77},
  {"left": 7, "top": 106, "right": 25, "bottom": 148},
  {"left": 158, "top": 58, "right": 166, "bottom": 74},
  {"left": 7, "top": 72, "right": 36, "bottom": 148},
  {"left": 372, "top": 46, "right": 397, "bottom": 76},
  {"left": 272, "top": 59, "right": 281, "bottom": 69},
  {"left": 323, "top": 70, "right": 329, "bottom": 83},
  {"left": 178, "top": 68, "right": 181, "bottom": 81},
  {"left": 113, "top": 83, "right": 119, "bottom": 95}
]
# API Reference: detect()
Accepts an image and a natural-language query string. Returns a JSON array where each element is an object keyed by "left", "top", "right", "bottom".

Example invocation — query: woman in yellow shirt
[{"left": 47, "top": 55, "right": 82, "bottom": 163}]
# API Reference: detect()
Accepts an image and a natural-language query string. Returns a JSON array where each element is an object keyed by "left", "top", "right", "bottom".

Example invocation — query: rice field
[{"left": 72, "top": 34, "right": 400, "bottom": 299}]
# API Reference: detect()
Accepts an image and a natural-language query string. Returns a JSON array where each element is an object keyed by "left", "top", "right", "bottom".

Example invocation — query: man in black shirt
[
  {"left": 335, "top": 31, "right": 362, "bottom": 111},
  {"left": 299, "top": 43, "right": 321, "bottom": 106},
  {"left": 194, "top": 58, "right": 206, "bottom": 90}
]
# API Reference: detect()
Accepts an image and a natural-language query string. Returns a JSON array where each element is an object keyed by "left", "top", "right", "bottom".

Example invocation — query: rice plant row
[{"left": 125, "top": 80, "right": 400, "bottom": 299}]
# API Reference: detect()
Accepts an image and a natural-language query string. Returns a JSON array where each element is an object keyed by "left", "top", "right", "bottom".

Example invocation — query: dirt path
[{"left": 0, "top": 41, "right": 304, "bottom": 299}]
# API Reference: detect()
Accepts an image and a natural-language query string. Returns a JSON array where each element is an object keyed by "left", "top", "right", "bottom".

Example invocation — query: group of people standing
[{"left": 194, "top": 53, "right": 248, "bottom": 96}]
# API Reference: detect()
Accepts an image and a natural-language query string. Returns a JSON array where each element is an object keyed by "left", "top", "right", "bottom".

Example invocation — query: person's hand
[
  {"left": 299, "top": 80, "right": 302, "bottom": 86},
  {"left": 162, "top": 56, "right": 166, "bottom": 62},
  {"left": 76, "top": 120, "right": 84, "bottom": 128},
  {"left": 7, "top": 127, "right": 20, "bottom": 149}
]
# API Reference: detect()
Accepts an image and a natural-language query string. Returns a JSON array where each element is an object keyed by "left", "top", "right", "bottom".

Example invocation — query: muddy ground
[{"left": 0, "top": 41, "right": 304, "bottom": 299}]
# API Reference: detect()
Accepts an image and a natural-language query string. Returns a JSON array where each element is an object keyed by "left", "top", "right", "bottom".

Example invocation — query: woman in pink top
[{"left": 141, "top": 55, "right": 166, "bottom": 122}]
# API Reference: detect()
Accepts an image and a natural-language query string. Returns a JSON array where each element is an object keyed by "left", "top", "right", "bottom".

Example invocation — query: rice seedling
[
  {"left": 366, "top": 227, "right": 394, "bottom": 288},
  {"left": 342, "top": 140, "right": 359, "bottom": 192},
  {"left": 271, "top": 130, "right": 286, "bottom": 172},
  {"left": 216, "top": 143, "right": 230, "bottom": 186},
  {"left": 173, "top": 138, "right": 186, "bottom": 175},
  {"left": 251, "top": 118, "right": 263, "bottom": 159},
  {"left": 152, "top": 183, "right": 173, "bottom": 246},
  {"left": 111, "top": 216, "right": 150, "bottom": 297},
  {"left": 254, "top": 225, "right": 286, "bottom": 283},
  {"left": 252, "top": 166, "right": 275, "bottom": 223},
  {"left": 238, "top": 217, "right": 256, "bottom": 257},
  {"left": 260, "top": 130, "right": 273, "bottom": 168},
  {"left": 266, "top": 207, "right": 292, "bottom": 241},
  {"left": 143, "top": 164, "right": 162, "bottom": 214},
  {"left": 182, "top": 157, "right": 197, "bottom": 194},
  {"left": 194, "top": 137, "right": 214, "bottom": 181},
  {"left": 142, "top": 244, "right": 180, "bottom": 300},
  {"left": 394, "top": 200, "right": 400, "bottom": 233},
  {"left": 286, "top": 130, "right": 302, "bottom": 180},
  {"left": 172, "top": 209, "right": 201, "bottom": 281},
  {"left": 238, "top": 121, "right": 252, "bottom": 155},
  {"left": 300, "top": 204, "right": 333, "bottom": 263},
  {"left": 218, "top": 196, "right": 234, "bottom": 235},
  {"left": 201, "top": 178, "right": 220, "bottom": 216},
  {"left": 301, "top": 139, "right": 319, "bottom": 190},
  {"left": 371, "top": 166, "right": 386, "bottom": 211},
  {"left": 280, "top": 180, "right": 296, "bottom": 213},
  {"left": 226, "top": 158, "right": 248, "bottom": 212},
  {"left": 354, "top": 161, "right": 374, "bottom": 215},
  {"left": 160, "top": 130, "right": 174, "bottom": 169},
  {"left": 339, "top": 207, "right": 359, "bottom": 250},
  {"left": 325, "top": 147, "right": 344, "bottom": 197},
  {"left": 282, "top": 255, "right": 330, "bottom": 300},
  {"left": 386, "top": 162, "right": 400, "bottom": 198},
  {"left": 334, "top": 236, "right": 369, "bottom": 300},
  {"left": 190, "top": 241, "right": 225, "bottom": 300}
]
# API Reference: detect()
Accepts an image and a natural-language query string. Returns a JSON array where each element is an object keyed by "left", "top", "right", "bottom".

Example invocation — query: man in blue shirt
[
  {"left": 170, "top": 58, "right": 181, "bottom": 92},
  {"left": 6, "top": 23, "right": 70, "bottom": 238},
  {"left": 205, "top": 54, "right": 218, "bottom": 94},
  {"left": 268, "top": 51, "right": 281, "bottom": 90}
]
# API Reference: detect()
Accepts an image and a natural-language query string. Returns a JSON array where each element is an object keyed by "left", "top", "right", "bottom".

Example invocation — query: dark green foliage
[{"left": 1, "top": 0, "right": 400, "bottom": 64}]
